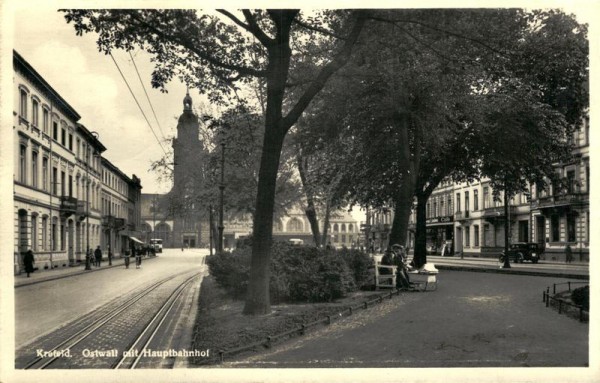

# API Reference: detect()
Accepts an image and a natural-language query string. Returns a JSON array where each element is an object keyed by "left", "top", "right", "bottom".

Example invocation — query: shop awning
[{"left": 129, "top": 236, "right": 145, "bottom": 244}]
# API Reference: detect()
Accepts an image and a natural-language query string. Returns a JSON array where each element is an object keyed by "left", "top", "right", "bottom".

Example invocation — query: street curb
[
  {"left": 14, "top": 256, "right": 160, "bottom": 288},
  {"left": 173, "top": 268, "right": 205, "bottom": 368},
  {"left": 436, "top": 264, "right": 589, "bottom": 280}
]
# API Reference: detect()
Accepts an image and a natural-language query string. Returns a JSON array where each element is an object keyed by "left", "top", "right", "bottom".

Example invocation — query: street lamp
[{"left": 85, "top": 131, "right": 99, "bottom": 270}]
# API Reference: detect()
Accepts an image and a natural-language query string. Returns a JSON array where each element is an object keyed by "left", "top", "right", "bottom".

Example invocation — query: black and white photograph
[{"left": 1, "top": 1, "right": 597, "bottom": 382}]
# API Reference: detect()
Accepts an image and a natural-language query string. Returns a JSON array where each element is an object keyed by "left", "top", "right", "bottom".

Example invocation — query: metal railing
[
  {"left": 542, "top": 281, "right": 589, "bottom": 322},
  {"left": 212, "top": 289, "right": 403, "bottom": 364}
]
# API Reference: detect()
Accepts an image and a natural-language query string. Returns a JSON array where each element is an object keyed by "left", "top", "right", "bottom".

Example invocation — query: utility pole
[
  {"left": 217, "top": 142, "right": 225, "bottom": 254},
  {"left": 209, "top": 205, "right": 214, "bottom": 256},
  {"left": 502, "top": 176, "right": 511, "bottom": 269}
]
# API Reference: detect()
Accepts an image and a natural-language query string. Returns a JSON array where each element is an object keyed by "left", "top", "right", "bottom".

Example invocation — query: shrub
[
  {"left": 571, "top": 285, "right": 589, "bottom": 311},
  {"left": 205, "top": 250, "right": 251, "bottom": 299},
  {"left": 207, "top": 242, "right": 371, "bottom": 303},
  {"left": 338, "top": 248, "right": 373, "bottom": 289}
]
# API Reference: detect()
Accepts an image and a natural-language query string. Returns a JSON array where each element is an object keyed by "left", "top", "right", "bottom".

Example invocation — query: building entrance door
[
  {"left": 536, "top": 216, "right": 546, "bottom": 244},
  {"left": 455, "top": 227, "right": 463, "bottom": 254}
]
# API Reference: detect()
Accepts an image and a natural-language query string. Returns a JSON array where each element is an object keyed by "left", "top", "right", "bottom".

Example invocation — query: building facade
[
  {"left": 141, "top": 92, "right": 360, "bottom": 250},
  {"left": 100, "top": 158, "right": 143, "bottom": 256},
  {"left": 366, "top": 118, "right": 589, "bottom": 262},
  {"left": 13, "top": 50, "right": 143, "bottom": 273}
]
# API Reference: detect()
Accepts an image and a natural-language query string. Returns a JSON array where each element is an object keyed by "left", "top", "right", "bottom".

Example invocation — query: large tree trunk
[
  {"left": 388, "top": 112, "right": 416, "bottom": 249},
  {"left": 413, "top": 193, "right": 429, "bottom": 268},
  {"left": 244, "top": 15, "right": 293, "bottom": 315},
  {"left": 388, "top": 181, "right": 414, "bottom": 247},
  {"left": 322, "top": 198, "right": 332, "bottom": 246},
  {"left": 297, "top": 154, "right": 321, "bottom": 247},
  {"left": 244, "top": 129, "right": 286, "bottom": 315},
  {"left": 244, "top": 11, "right": 366, "bottom": 315}
]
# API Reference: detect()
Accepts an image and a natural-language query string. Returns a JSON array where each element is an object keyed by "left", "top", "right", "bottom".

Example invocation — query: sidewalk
[{"left": 14, "top": 255, "right": 158, "bottom": 288}]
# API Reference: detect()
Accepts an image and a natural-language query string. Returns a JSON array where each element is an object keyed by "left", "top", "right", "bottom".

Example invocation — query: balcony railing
[
  {"left": 537, "top": 193, "right": 588, "bottom": 208},
  {"left": 60, "top": 196, "right": 78, "bottom": 215},
  {"left": 482, "top": 205, "right": 516, "bottom": 218},
  {"left": 76, "top": 200, "right": 88, "bottom": 216},
  {"left": 102, "top": 215, "right": 116, "bottom": 226},
  {"left": 454, "top": 211, "right": 470, "bottom": 221}
]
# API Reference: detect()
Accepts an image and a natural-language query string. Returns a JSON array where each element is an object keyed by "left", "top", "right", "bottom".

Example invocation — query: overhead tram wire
[
  {"left": 109, "top": 52, "right": 170, "bottom": 159},
  {"left": 128, "top": 51, "right": 167, "bottom": 142}
]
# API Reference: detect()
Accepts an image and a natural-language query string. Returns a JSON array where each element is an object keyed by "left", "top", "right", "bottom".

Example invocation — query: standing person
[
  {"left": 23, "top": 249, "right": 35, "bottom": 278},
  {"left": 566, "top": 244, "right": 573, "bottom": 263},
  {"left": 136, "top": 245, "right": 142, "bottom": 269},
  {"left": 108, "top": 246, "right": 113, "bottom": 266},
  {"left": 124, "top": 247, "right": 130, "bottom": 269},
  {"left": 94, "top": 245, "right": 102, "bottom": 267}
]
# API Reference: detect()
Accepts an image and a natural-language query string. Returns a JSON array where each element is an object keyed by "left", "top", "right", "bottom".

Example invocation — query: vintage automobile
[{"left": 499, "top": 242, "right": 544, "bottom": 264}]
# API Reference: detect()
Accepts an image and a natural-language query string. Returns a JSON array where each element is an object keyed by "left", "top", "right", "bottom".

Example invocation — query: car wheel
[{"left": 532, "top": 259, "right": 538, "bottom": 264}]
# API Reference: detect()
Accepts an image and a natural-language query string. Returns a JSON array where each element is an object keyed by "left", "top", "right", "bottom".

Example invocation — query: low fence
[
  {"left": 542, "top": 281, "right": 589, "bottom": 323},
  {"left": 215, "top": 289, "right": 402, "bottom": 364}
]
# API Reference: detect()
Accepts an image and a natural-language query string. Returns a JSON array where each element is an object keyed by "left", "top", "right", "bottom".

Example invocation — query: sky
[
  {"left": 6, "top": 3, "right": 597, "bottom": 200},
  {"left": 12, "top": 7, "right": 197, "bottom": 194}
]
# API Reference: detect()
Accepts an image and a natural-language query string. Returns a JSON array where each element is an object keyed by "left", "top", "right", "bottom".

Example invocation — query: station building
[{"left": 140, "top": 92, "right": 359, "bottom": 249}]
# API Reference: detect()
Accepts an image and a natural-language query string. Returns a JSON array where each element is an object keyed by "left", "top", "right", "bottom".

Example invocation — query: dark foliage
[
  {"left": 571, "top": 285, "right": 589, "bottom": 311},
  {"left": 207, "top": 242, "right": 371, "bottom": 303}
]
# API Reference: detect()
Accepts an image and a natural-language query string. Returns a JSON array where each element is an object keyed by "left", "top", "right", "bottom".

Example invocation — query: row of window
[
  {"left": 428, "top": 170, "right": 589, "bottom": 220},
  {"left": 459, "top": 213, "right": 583, "bottom": 249},
  {"left": 272, "top": 218, "right": 356, "bottom": 233},
  {"left": 19, "top": 87, "right": 100, "bottom": 170},
  {"left": 101, "top": 196, "right": 125, "bottom": 219},
  {"left": 19, "top": 210, "right": 100, "bottom": 253},
  {"left": 102, "top": 169, "right": 129, "bottom": 195},
  {"left": 18, "top": 144, "right": 100, "bottom": 208},
  {"left": 18, "top": 143, "right": 101, "bottom": 209}
]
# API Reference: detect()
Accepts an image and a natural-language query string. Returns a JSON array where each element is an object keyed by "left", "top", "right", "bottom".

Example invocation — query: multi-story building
[
  {"left": 409, "top": 121, "right": 589, "bottom": 262},
  {"left": 100, "top": 157, "right": 143, "bottom": 256},
  {"left": 13, "top": 50, "right": 142, "bottom": 273},
  {"left": 140, "top": 92, "right": 359, "bottom": 250},
  {"left": 366, "top": 119, "right": 589, "bottom": 262}
]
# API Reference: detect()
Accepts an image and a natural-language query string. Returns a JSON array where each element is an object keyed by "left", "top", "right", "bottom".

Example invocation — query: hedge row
[{"left": 206, "top": 242, "right": 373, "bottom": 303}]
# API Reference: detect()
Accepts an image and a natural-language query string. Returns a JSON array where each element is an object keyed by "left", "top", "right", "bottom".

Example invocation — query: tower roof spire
[{"left": 183, "top": 88, "right": 192, "bottom": 112}]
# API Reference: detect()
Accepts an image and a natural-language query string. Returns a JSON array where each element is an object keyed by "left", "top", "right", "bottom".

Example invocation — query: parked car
[{"left": 499, "top": 242, "right": 543, "bottom": 264}]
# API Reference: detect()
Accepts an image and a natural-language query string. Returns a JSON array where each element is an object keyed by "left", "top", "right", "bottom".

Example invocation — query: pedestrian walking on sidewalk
[
  {"left": 23, "top": 249, "right": 35, "bottom": 277},
  {"left": 108, "top": 247, "right": 113, "bottom": 266},
  {"left": 135, "top": 246, "right": 142, "bottom": 269},
  {"left": 566, "top": 244, "right": 573, "bottom": 263},
  {"left": 124, "top": 249, "right": 130, "bottom": 268},
  {"left": 94, "top": 245, "right": 102, "bottom": 267}
]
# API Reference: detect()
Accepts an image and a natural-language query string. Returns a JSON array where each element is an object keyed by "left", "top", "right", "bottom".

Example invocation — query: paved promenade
[{"left": 227, "top": 270, "right": 591, "bottom": 371}]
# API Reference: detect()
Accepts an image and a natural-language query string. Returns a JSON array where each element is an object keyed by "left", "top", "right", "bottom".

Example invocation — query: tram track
[
  {"left": 18, "top": 270, "right": 202, "bottom": 369},
  {"left": 114, "top": 273, "right": 199, "bottom": 369}
]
